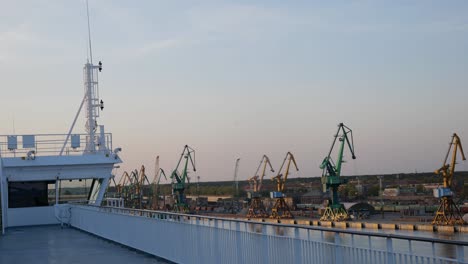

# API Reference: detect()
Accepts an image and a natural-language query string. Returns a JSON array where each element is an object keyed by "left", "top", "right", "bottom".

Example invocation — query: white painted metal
[
  {"left": 0, "top": 133, "right": 113, "bottom": 157},
  {"left": 84, "top": 61, "right": 102, "bottom": 153},
  {"left": 69, "top": 205, "right": 468, "bottom": 264},
  {"left": 0, "top": 142, "right": 121, "bottom": 229},
  {"left": 7, "top": 207, "right": 58, "bottom": 227},
  {"left": 0, "top": 2, "right": 123, "bottom": 234},
  {"left": 54, "top": 204, "right": 71, "bottom": 227},
  {"left": 104, "top": 198, "right": 124, "bottom": 208},
  {"left": 0, "top": 159, "right": 4, "bottom": 235}
]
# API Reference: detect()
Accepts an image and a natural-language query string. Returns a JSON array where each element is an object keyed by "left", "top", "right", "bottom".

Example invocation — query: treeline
[{"left": 108, "top": 171, "right": 468, "bottom": 198}]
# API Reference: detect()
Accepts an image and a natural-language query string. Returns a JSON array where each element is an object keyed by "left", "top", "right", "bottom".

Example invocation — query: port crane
[
  {"left": 270, "top": 152, "right": 298, "bottom": 219},
  {"left": 320, "top": 123, "right": 356, "bottom": 222},
  {"left": 246, "top": 155, "right": 274, "bottom": 218},
  {"left": 151, "top": 156, "right": 167, "bottom": 210},
  {"left": 433, "top": 133, "right": 466, "bottom": 225},
  {"left": 233, "top": 158, "right": 240, "bottom": 197},
  {"left": 116, "top": 171, "right": 133, "bottom": 201},
  {"left": 137, "top": 165, "right": 150, "bottom": 197},
  {"left": 127, "top": 166, "right": 150, "bottom": 209},
  {"left": 170, "top": 145, "right": 196, "bottom": 213}
]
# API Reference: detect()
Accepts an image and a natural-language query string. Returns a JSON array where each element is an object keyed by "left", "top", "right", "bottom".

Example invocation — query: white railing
[
  {"left": 0, "top": 133, "right": 113, "bottom": 157},
  {"left": 69, "top": 205, "right": 467, "bottom": 264}
]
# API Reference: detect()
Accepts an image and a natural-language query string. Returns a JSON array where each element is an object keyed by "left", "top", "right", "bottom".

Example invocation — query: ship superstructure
[{"left": 0, "top": 58, "right": 122, "bottom": 232}]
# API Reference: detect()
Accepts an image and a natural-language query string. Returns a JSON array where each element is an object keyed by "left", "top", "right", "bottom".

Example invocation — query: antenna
[
  {"left": 61, "top": 0, "right": 104, "bottom": 155},
  {"left": 86, "top": 0, "right": 93, "bottom": 63}
]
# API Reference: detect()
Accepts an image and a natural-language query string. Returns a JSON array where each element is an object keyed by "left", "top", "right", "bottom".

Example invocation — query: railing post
[
  {"left": 262, "top": 224, "right": 270, "bottom": 264},
  {"left": 432, "top": 242, "right": 435, "bottom": 259},
  {"left": 335, "top": 232, "right": 343, "bottom": 264},
  {"left": 457, "top": 244, "right": 465, "bottom": 263},
  {"left": 294, "top": 227, "right": 302, "bottom": 264},
  {"left": 386, "top": 237, "right": 394, "bottom": 264},
  {"left": 214, "top": 219, "right": 221, "bottom": 264}
]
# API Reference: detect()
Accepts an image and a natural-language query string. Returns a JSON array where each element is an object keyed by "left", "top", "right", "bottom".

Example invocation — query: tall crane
[
  {"left": 320, "top": 123, "right": 356, "bottom": 222},
  {"left": 270, "top": 152, "right": 298, "bottom": 219},
  {"left": 116, "top": 171, "right": 129, "bottom": 196},
  {"left": 433, "top": 133, "right": 466, "bottom": 225},
  {"left": 233, "top": 158, "right": 240, "bottom": 197},
  {"left": 129, "top": 169, "right": 142, "bottom": 208},
  {"left": 126, "top": 166, "right": 151, "bottom": 209},
  {"left": 246, "top": 155, "right": 274, "bottom": 218},
  {"left": 170, "top": 145, "right": 196, "bottom": 213},
  {"left": 151, "top": 156, "right": 167, "bottom": 210},
  {"left": 234, "top": 158, "right": 240, "bottom": 197},
  {"left": 116, "top": 171, "right": 133, "bottom": 203}
]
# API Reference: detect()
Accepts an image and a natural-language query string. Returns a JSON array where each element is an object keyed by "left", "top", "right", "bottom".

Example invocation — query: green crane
[
  {"left": 320, "top": 123, "right": 356, "bottom": 221},
  {"left": 170, "top": 145, "right": 196, "bottom": 213}
]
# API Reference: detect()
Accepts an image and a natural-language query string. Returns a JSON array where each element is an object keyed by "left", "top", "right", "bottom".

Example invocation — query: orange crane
[
  {"left": 270, "top": 152, "right": 298, "bottom": 219},
  {"left": 433, "top": 133, "right": 466, "bottom": 225},
  {"left": 246, "top": 155, "right": 274, "bottom": 218}
]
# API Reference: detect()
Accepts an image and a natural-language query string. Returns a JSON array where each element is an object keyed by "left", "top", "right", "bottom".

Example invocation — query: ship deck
[{"left": 0, "top": 225, "right": 167, "bottom": 264}]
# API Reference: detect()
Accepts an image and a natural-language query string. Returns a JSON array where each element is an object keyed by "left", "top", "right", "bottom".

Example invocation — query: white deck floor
[{"left": 0, "top": 225, "right": 168, "bottom": 264}]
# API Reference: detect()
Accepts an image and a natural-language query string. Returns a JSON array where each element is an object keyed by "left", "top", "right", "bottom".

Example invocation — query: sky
[{"left": 1, "top": 1, "right": 468, "bottom": 183}]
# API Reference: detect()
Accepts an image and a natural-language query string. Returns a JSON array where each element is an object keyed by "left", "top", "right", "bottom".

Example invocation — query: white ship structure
[{"left": 0, "top": 58, "right": 122, "bottom": 229}]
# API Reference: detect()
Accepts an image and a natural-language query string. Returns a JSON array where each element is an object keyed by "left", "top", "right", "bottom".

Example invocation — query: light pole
[{"left": 197, "top": 176, "right": 200, "bottom": 200}]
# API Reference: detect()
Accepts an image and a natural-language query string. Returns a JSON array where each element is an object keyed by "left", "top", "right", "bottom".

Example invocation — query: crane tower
[
  {"left": 433, "top": 133, "right": 466, "bottom": 225},
  {"left": 270, "top": 152, "right": 298, "bottom": 219},
  {"left": 320, "top": 123, "right": 356, "bottom": 222}
]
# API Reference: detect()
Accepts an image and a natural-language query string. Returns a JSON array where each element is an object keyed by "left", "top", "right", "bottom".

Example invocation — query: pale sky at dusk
[{"left": 1, "top": 1, "right": 467, "bottom": 183}]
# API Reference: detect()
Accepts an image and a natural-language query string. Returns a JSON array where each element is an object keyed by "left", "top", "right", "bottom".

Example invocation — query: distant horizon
[{"left": 1, "top": 1, "right": 467, "bottom": 182}]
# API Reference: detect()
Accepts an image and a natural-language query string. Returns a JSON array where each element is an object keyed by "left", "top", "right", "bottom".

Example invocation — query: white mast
[
  {"left": 83, "top": 61, "right": 103, "bottom": 153},
  {"left": 83, "top": 0, "right": 104, "bottom": 153},
  {"left": 60, "top": 0, "right": 104, "bottom": 155}
]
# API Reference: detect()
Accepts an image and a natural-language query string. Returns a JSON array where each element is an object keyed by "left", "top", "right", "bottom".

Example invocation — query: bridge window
[
  {"left": 58, "top": 179, "right": 92, "bottom": 204},
  {"left": 8, "top": 181, "right": 55, "bottom": 208}
]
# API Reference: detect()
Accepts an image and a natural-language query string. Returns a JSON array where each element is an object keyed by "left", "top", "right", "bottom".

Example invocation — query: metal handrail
[
  {"left": 74, "top": 204, "right": 468, "bottom": 246},
  {"left": 0, "top": 133, "right": 113, "bottom": 157}
]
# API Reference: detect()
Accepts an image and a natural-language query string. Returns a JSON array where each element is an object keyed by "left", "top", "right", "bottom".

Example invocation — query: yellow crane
[
  {"left": 433, "top": 133, "right": 466, "bottom": 225},
  {"left": 270, "top": 152, "right": 299, "bottom": 219},
  {"left": 246, "top": 155, "right": 274, "bottom": 218},
  {"left": 136, "top": 165, "right": 150, "bottom": 209},
  {"left": 116, "top": 171, "right": 132, "bottom": 197}
]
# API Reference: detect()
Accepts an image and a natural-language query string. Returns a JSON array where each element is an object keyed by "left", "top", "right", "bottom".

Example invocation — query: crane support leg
[
  {"left": 432, "top": 197, "right": 464, "bottom": 225},
  {"left": 247, "top": 197, "right": 268, "bottom": 218},
  {"left": 270, "top": 198, "right": 293, "bottom": 219},
  {"left": 320, "top": 204, "right": 349, "bottom": 222}
]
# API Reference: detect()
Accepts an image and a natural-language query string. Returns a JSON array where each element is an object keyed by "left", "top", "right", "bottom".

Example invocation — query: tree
[
  {"left": 367, "top": 186, "right": 380, "bottom": 197},
  {"left": 415, "top": 184, "right": 425, "bottom": 194}
]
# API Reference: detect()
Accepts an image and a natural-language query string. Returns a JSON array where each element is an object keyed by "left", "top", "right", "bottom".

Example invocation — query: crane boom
[
  {"left": 272, "top": 152, "right": 298, "bottom": 192},
  {"left": 256, "top": 155, "right": 274, "bottom": 192}
]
